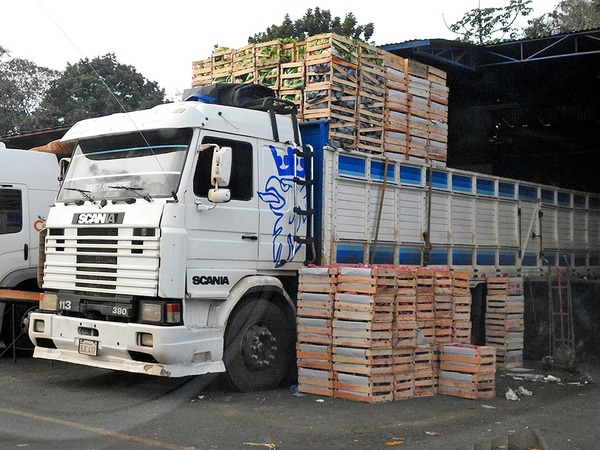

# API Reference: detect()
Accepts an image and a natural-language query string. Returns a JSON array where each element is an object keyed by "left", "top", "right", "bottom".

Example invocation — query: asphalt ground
[{"left": 0, "top": 355, "right": 598, "bottom": 450}]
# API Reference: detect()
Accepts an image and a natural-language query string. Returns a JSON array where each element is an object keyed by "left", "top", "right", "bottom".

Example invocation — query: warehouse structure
[{"left": 382, "top": 28, "right": 600, "bottom": 194}]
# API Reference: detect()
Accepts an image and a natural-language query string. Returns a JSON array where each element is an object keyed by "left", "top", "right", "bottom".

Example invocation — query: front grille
[{"left": 44, "top": 226, "right": 160, "bottom": 297}]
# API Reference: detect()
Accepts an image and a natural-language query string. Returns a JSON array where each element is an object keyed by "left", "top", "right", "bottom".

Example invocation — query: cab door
[{"left": 184, "top": 134, "right": 259, "bottom": 278}]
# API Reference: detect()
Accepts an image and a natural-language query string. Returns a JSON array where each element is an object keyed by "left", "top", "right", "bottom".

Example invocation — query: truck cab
[{"left": 28, "top": 87, "right": 312, "bottom": 391}]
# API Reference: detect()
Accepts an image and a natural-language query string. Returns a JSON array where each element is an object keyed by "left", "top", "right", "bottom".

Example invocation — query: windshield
[{"left": 58, "top": 128, "right": 192, "bottom": 203}]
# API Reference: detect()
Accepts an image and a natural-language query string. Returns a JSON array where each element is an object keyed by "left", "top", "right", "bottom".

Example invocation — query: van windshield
[{"left": 58, "top": 128, "right": 192, "bottom": 203}]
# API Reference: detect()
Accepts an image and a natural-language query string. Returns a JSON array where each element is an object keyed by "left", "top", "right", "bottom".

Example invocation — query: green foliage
[
  {"left": 249, "top": 7, "right": 374, "bottom": 44},
  {"left": 32, "top": 53, "right": 167, "bottom": 129},
  {"left": 447, "top": 0, "right": 533, "bottom": 44},
  {"left": 523, "top": 0, "right": 600, "bottom": 38},
  {"left": 0, "top": 48, "right": 59, "bottom": 135}
]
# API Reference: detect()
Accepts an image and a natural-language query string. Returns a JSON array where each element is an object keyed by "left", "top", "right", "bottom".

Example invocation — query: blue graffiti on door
[{"left": 258, "top": 145, "right": 307, "bottom": 268}]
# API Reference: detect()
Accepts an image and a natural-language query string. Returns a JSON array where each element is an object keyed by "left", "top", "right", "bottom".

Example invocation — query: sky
[{"left": 1, "top": 0, "right": 560, "bottom": 100}]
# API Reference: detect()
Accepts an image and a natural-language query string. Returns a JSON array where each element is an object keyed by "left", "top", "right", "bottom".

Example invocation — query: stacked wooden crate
[
  {"left": 452, "top": 271, "right": 473, "bottom": 344},
  {"left": 303, "top": 34, "right": 360, "bottom": 150},
  {"left": 296, "top": 266, "right": 338, "bottom": 396},
  {"left": 296, "top": 265, "right": 484, "bottom": 402},
  {"left": 332, "top": 266, "right": 395, "bottom": 403},
  {"left": 485, "top": 277, "right": 525, "bottom": 369},
  {"left": 356, "top": 44, "right": 387, "bottom": 153},
  {"left": 190, "top": 33, "right": 449, "bottom": 165},
  {"left": 383, "top": 55, "right": 409, "bottom": 155},
  {"left": 438, "top": 344, "right": 497, "bottom": 399}
]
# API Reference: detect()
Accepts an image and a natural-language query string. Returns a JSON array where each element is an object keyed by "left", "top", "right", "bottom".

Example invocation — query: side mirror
[
  {"left": 211, "top": 146, "right": 232, "bottom": 187},
  {"left": 58, "top": 157, "right": 71, "bottom": 183},
  {"left": 208, "top": 188, "right": 231, "bottom": 203}
]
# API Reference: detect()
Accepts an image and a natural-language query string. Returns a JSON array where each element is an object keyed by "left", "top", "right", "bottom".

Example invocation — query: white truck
[
  {"left": 27, "top": 84, "right": 600, "bottom": 391},
  {"left": 0, "top": 143, "right": 60, "bottom": 350}
]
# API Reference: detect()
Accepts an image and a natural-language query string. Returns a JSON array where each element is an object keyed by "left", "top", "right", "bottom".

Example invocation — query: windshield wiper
[
  {"left": 64, "top": 187, "right": 96, "bottom": 204},
  {"left": 108, "top": 185, "right": 153, "bottom": 202}
]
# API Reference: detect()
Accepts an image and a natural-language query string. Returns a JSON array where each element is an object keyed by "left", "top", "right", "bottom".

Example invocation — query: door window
[
  {"left": 193, "top": 137, "right": 253, "bottom": 201},
  {"left": 0, "top": 189, "right": 22, "bottom": 234}
]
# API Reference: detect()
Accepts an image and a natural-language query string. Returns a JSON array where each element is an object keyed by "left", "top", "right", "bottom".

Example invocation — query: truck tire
[{"left": 221, "top": 297, "right": 294, "bottom": 392}]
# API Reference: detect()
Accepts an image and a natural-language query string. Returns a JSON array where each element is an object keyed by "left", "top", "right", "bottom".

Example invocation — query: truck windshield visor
[{"left": 58, "top": 128, "right": 192, "bottom": 203}]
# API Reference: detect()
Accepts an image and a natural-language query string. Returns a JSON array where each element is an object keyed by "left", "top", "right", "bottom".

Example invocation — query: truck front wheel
[{"left": 221, "top": 297, "right": 294, "bottom": 392}]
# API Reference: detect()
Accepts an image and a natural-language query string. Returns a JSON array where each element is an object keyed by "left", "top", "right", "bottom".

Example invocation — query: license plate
[{"left": 78, "top": 339, "right": 98, "bottom": 356}]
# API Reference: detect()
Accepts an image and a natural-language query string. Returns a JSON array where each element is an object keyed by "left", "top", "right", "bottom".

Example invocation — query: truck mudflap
[{"left": 28, "top": 312, "right": 226, "bottom": 377}]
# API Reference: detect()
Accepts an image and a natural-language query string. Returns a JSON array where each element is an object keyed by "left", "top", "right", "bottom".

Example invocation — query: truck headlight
[
  {"left": 40, "top": 292, "right": 58, "bottom": 311},
  {"left": 141, "top": 302, "right": 162, "bottom": 322}
]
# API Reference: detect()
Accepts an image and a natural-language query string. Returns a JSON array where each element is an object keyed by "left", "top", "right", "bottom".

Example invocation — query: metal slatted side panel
[{"left": 474, "top": 198, "right": 497, "bottom": 245}]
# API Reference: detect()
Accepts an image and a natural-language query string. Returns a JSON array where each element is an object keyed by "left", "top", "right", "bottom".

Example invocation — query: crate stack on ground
[
  {"left": 438, "top": 344, "right": 497, "bottom": 399},
  {"left": 296, "top": 266, "right": 338, "bottom": 396},
  {"left": 452, "top": 271, "right": 473, "bottom": 344},
  {"left": 296, "top": 265, "right": 489, "bottom": 402},
  {"left": 190, "top": 33, "right": 449, "bottom": 165},
  {"left": 485, "top": 277, "right": 525, "bottom": 369},
  {"left": 332, "top": 266, "right": 396, "bottom": 403}
]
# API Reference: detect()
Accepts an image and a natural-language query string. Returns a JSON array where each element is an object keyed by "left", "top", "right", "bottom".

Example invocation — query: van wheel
[{"left": 221, "top": 298, "right": 294, "bottom": 392}]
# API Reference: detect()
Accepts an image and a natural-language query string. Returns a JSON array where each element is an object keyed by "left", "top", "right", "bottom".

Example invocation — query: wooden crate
[
  {"left": 299, "top": 266, "right": 338, "bottom": 293},
  {"left": 333, "top": 372, "right": 394, "bottom": 403},
  {"left": 297, "top": 292, "right": 334, "bottom": 318},
  {"left": 439, "top": 344, "right": 496, "bottom": 374},
  {"left": 256, "top": 64, "right": 279, "bottom": 89},
  {"left": 416, "top": 293, "right": 434, "bottom": 320},
  {"left": 393, "top": 347, "right": 415, "bottom": 373},
  {"left": 297, "top": 317, "right": 332, "bottom": 345},
  {"left": 305, "top": 33, "right": 359, "bottom": 63},
  {"left": 332, "top": 318, "right": 393, "bottom": 348},
  {"left": 394, "top": 371, "right": 415, "bottom": 400},
  {"left": 279, "top": 62, "right": 305, "bottom": 90},
  {"left": 191, "top": 58, "right": 212, "bottom": 87},
  {"left": 413, "top": 367, "right": 436, "bottom": 397},
  {"left": 333, "top": 346, "right": 394, "bottom": 375},
  {"left": 438, "top": 370, "right": 495, "bottom": 399},
  {"left": 359, "top": 42, "right": 386, "bottom": 68},
  {"left": 211, "top": 48, "right": 233, "bottom": 72},
  {"left": 297, "top": 342, "right": 333, "bottom": 371},
  {"left": 305, "top": 56, "right": 359, "bottom": 92},
  {"left": 232, "top": 67, "right": 256, "bottom": 84},
  {"left": 393, "top": 320, "right": 418, "bottom": 347},
  {"left": 255, "top": 40, "right": 283, "bottom": 67},
  {"left": 232, "top": 44, "right": 255, "bottom": 70},
  {"left": 334, "top": 293, "right": 394, "bottom": 323},
  {"left": 298, "top": 367, "right": 334, "bottom": 396}
]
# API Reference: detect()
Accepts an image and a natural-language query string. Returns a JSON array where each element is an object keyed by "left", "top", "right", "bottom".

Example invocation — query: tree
[
  {"left": 249, "top": 7, "right": 374, "bottom": 44},
  {"left": 0, "top": 47, "right": 59, "bottom": 135},
  {"left": 32, "top": 53, "right": 166, "bottom": 129},
  {"left": 446, "top": 0, "right": 533, "bottom": 44},
  {"left": 523, "top": 0, "right": 600, "bottom": 38}
]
